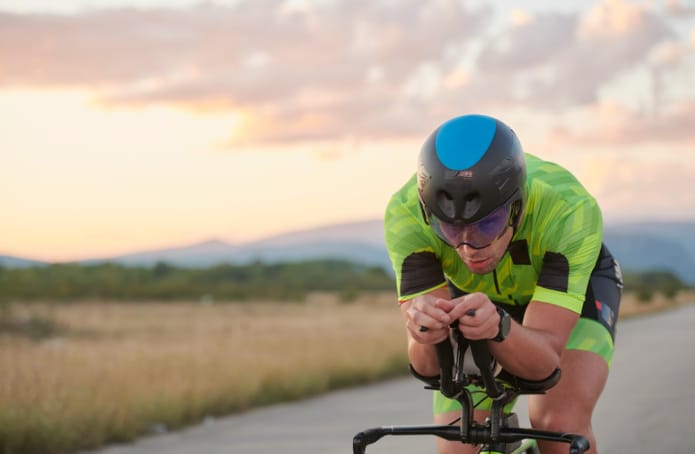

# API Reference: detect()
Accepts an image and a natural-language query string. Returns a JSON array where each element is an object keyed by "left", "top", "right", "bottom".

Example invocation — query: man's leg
[
  {"left": 527, "top": 349, "right": 609, "bottom": 454},
  {"left": 434, "top": 409, "right": 490, "bottom": 454}
]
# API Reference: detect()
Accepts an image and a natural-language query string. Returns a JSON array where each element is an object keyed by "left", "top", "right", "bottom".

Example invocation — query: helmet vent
[
  {"left": 463, "top": 193, "right": 481, "bottom": 219},
  {"left": 436, "top": 191, "right": 456, "bottom": 218}
]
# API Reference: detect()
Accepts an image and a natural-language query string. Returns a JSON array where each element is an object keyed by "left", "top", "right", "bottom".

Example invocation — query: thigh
[
  {"left": 434, "top": 409, "right": 490, "bottom": 454},
  {"left": 528, "top": 349, "right": 608, "bottom": 427},
  {"left": 434, "top": 386, "right": 517, "bottom": 414}
]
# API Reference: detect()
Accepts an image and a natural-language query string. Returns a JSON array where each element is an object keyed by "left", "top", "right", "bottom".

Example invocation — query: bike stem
[{"left": 352, "top": 325, "right": 591, "bottom": 454}]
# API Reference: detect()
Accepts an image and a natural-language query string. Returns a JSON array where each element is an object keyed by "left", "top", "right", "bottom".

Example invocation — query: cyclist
[{"left": 384, "top": 114, "right": 622, "bottom": 454}]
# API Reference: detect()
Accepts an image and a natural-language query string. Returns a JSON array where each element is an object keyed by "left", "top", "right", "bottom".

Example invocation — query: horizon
[
  {"left": 2, "top": 0, "right": 694, "bottom": 262},
  {"left": 4, "top": 216, "right": 695, "bottom": 264}
]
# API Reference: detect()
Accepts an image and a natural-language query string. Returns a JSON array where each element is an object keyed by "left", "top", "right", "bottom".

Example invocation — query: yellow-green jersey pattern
[{"left": 384, "top": 153, "right": 603, "bottom": 313}]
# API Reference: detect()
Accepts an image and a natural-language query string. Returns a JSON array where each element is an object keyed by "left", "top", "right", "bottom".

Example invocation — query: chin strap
[{"left": 510, "top": 199, "right": 524, "bottom": 234}]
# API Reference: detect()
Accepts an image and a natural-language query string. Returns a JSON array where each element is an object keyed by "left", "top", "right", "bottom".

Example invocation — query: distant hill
[
  {"left": 84, "top": 219, "right": 392, "bottom": 271},
  {"left": 2, "top": 219, "right": 694, "bottom": 284},
  {"left": 0, "top": 255, "right": 45, "bottom": 268},
  {"left": 603, "top": 221, "right": 695, "bottom": 285},
  {"left": 94, "top": 218, "right": 690, "bottom": 284}
]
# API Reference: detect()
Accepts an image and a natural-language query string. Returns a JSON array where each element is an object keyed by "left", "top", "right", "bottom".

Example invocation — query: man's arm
[
  {"left": 489, "top": 300, "right": 578, "bottom": 380},
  {"left": 401, "top": 288, "right": 579, "bottom": 380},
  {"left": 398, "top": 286, "right": 452, "bottom": 377},
  {"left": 444, "top": 293, "right": 579, "bottom": 380}
]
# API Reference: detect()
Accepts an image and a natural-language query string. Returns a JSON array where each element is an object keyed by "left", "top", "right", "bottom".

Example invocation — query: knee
[{"left": 528, "top": 402, "right": 592, "bottom": 434}]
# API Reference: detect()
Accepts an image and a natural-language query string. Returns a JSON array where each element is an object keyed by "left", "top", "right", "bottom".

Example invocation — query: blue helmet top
[{"left": 417, "top": 114, "right": 526, "bottom": 225}]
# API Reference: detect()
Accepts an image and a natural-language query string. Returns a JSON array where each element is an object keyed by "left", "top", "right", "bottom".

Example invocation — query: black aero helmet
[{"left": 417, "top": 114, "right": 526, "bottom": 243}]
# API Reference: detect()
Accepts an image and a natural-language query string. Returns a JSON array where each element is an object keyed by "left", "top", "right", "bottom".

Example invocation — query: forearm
[
  {"left": 489, "top": 322, "right": 561, "bottom": 380},
  {"left": 490, "top": 302, "right": 578, "bottom": 380},
  {"left": 407, "top": 338, "right": 440, "bottom": 377},
  {"left": 399, "top": 288, "right": 453, "bottom": 377}
]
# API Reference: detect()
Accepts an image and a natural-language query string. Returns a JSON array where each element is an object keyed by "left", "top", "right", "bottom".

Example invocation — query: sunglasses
[{"left": 429, "top": 198, "right": 517, "bottom": 249}]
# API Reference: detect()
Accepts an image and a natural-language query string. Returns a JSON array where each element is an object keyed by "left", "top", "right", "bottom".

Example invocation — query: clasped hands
[{"left": 406, "top": 292, "right": 501, "bottom": 344}]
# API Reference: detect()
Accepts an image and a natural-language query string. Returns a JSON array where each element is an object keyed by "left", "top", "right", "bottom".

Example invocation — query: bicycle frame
[{"left": 353, "top": 326, "right": 590, "bottom": 454}]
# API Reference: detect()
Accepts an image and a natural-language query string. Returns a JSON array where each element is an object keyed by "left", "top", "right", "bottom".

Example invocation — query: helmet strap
[
  {"left": 510, "top": 199, "right": 523, "bottom": 233},
  {"left": 417, "top": 193, "right": 432, "bottom": 226}
]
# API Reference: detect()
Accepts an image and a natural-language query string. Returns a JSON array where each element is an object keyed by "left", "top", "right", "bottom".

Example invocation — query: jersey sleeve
[
  {"left": 531, "top": 187, "right": 604, "bottom": 313},
  {"left": 384, "top": 176, "right": 448, "bottom": 302}
]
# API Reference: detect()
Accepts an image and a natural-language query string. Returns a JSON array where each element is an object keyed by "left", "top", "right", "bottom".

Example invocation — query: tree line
[
  {"left": 0, "top": 261, "right": 689, "bottom": 303},
  {"left": 0, "top": 260, "right": 395, "bottom": 302},
  {"left": 621, "top": 269, "right": 689, "bottom": 302}
]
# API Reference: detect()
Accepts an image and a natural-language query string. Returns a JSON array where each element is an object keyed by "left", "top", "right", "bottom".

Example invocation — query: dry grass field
[
  {"left": 0, "top": 290, "right": 692, "bottom": 454},
  {"left": 617, "top": 290, "right": 694, "bottom": 318},
  {"left": 0, "top": 292, "right": 407, "bottom": 454}
]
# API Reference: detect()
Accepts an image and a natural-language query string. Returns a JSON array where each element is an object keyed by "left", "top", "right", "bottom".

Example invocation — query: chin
[
  {"left": 469, "top": 266, "right": 497, "bottom": 275},
  {"left": 464, "top": 259, "right": 498, "bottom": 275}
]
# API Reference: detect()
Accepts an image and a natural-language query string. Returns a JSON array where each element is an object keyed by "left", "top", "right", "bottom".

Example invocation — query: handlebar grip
[
  {"left": 469, "top": 340, "right": 504, "bottom": 399},
  {"left": 434, "top": 338, "right": 457, "bottom": 398}
]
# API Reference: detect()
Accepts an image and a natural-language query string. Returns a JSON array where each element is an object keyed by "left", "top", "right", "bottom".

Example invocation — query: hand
[
  {"left": 445, "top": 292, "right": 501, "bottom": 340},
  {"left": 403, "top": 294, "right": 452, "bottom": 344}
]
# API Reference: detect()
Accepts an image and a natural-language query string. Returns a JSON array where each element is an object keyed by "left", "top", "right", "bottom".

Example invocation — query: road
[{"left": 88, "top": 303, "right": 695, "bottom": 454}]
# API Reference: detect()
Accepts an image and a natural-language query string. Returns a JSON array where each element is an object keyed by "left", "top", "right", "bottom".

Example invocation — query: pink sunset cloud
[{"left": 0, "top": 0, "right": 692, "bottom": 148}]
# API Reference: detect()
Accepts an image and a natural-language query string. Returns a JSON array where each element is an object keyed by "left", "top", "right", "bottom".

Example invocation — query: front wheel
[
  {"left": 509, "top": 439, "right": 539, "bottom": 454},
  {"left": 478, "top": 438, "right": 538, "bottom": 454}
]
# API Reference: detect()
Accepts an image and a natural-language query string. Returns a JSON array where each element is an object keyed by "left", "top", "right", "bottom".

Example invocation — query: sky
[{"left": 1, "top": 0, "right": 694, "bottom": 262}]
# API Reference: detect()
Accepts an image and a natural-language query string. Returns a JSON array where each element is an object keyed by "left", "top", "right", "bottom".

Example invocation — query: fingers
[
  {"left": 403, "top": 293, "right": 503, "bottom": 342},
  {"left": 404, "top": 295, "right": 453, "bottom": 344},
  {"left": 407, "top": 319, "right": 450, "bottom": 344},
  {"left": 450, "top": 293, "right": 501, "bottom": 340},
  {"left": 434, "top": 298, "right": 455, "bottom": 312},
  {"left": 408, "top": 298, "right": 451, "bottom": 331}
]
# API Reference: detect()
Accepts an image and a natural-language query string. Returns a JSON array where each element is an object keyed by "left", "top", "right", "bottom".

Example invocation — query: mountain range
[{"left": 2, "top": 219, "right": 694, "bottom": 284}]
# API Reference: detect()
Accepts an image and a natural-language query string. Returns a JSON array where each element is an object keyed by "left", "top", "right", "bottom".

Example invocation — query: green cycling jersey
[{"left": 384, "top": 153, "right": 603, "bottom": 313}]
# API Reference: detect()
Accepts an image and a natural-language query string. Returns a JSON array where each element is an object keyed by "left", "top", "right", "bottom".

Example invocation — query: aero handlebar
[{"left": 353, "top": 321, "right": 591, "bottom": 454}]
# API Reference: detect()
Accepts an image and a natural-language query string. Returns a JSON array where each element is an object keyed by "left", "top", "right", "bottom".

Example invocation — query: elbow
[
  {"left": 540, "top": 351, "right": 562, "bottom": 379},
  {"left": 535, "top": 333, "right": 564, "bottom": 378},
  {"left": 517, "top": 335, "right": 564, "bottom": 381},
  {"left": 518, "top": 351, "right": 559, "bottom": 382}
]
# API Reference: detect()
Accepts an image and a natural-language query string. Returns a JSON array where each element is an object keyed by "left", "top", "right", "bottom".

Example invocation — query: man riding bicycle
[{"left": 384, "top": 114, "right": 623, "bottom": 454}]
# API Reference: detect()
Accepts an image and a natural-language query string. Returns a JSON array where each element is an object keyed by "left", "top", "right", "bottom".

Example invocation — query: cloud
[
  {"left": 586, "top": 154, "right": 695, "bottom": 222},
  {"left": 474, "top": 1, "right": 673, "bottom": 108},
  {"left": 664, "top": 0, "right": 695, "bottom": 17},
  {"left": 545, "top": 100, "right": 695, "bottom": 147},
  {"left": 0, "top": 0, "right": 691, "bottom": 147},
  {"left": 1, "top": 1, "right": 497, "bottom": 142}
]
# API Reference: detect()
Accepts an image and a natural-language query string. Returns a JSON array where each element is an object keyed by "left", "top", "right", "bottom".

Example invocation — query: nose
[
  {"left": 461, "top": 227, "right": 488, "bottom": 249},
  {"left": 456, "top": 243, "right": 479, "bottom": 257}
]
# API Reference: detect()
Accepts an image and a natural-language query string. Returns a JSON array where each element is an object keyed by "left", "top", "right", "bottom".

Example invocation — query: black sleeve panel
[
  {"left": 400, "top": 251, "right": 446, "bottom": 297},
  {"left": 508, "top": 239, "right": 531, "bottom": 265},
  {"left": 538, "top": 251, "right": 570, "bottom": 293}
]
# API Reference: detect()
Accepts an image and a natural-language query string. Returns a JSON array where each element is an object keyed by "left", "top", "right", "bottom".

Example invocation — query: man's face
[{"left": 455, "top": 226, "right": 513, "bottom": 275}]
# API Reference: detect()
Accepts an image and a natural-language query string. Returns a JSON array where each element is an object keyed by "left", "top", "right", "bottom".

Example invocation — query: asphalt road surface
[{"left": 88, "top": 303, "right": 695, "bottom": 454}]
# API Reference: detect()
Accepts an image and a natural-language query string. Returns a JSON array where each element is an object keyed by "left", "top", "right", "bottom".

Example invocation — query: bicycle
[{"left": 352, "top": 321, "right": 591, "bottom": 454}]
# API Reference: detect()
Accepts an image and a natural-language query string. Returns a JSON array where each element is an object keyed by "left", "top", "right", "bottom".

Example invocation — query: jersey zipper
[{"left": 492, "top": 269, "right": 501, "bottom": 295}]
